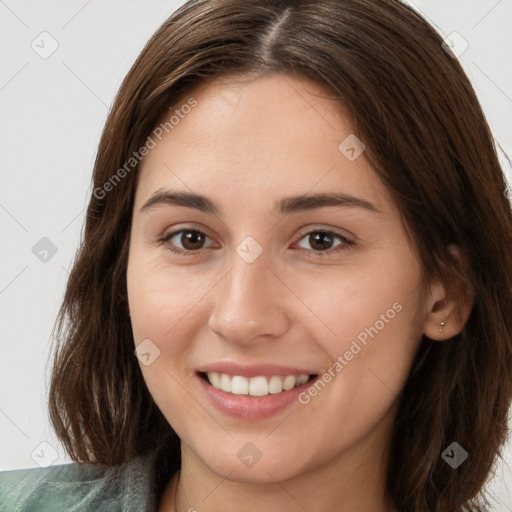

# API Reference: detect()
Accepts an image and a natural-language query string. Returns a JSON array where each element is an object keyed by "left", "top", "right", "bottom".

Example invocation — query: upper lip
[{"left": 196, "top": 362, "right": 317, "bottom": 378}]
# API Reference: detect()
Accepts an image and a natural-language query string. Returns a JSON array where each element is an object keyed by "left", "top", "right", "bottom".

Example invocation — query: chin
[{"left": 190, "top": 437, "right": 313, "bottom": 484}]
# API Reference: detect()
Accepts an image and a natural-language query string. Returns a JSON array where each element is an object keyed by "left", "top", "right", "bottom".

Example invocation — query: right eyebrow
[{"left": 140, "top": 190, "right": 220, "bottom": 215}]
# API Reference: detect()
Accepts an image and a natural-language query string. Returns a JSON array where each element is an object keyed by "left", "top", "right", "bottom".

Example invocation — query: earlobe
[
  {"left": 423, "top": 245, "right": 475, "bottom": 341},
  {"left": 423, "top": 281, "right": 450, "bottom": 341}
]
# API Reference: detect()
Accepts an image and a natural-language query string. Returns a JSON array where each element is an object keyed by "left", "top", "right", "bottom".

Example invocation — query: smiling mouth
[{"left": 198, "top": 371, "right": 317, "bottom": 397}]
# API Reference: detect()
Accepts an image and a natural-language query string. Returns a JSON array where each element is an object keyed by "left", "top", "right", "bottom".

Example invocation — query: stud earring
[{"left": 439, "top": 321, "right": 446, "bottom": 332}]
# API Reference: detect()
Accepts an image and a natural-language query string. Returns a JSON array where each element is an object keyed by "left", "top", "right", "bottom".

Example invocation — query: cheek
[
  {"left": 295, "top": 249, "right": 424, "bottom": 390},
  {"left": 301, "top": 257, "right": 424, "bottom": 425},
  {"left": 127, "top": 256, "right": 213, "bottom": 430},
  {"left": 127, "top": 251, "right": 208, "bottom": 347},
  {"left": 293, "top": 255, "right": 423, "bottom": 354}
]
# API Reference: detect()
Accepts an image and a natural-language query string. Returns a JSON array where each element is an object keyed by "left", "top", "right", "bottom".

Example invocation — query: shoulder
[{"left": 0, "top": 458, "right": 153, "bottom": 512}]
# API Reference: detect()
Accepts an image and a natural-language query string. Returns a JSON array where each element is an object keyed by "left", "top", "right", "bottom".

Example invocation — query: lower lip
[{"left": 196, "top": 374, "right": 317, "bottom": 420}]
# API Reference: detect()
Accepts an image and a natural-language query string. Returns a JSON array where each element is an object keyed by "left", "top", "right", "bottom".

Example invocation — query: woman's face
[{"left": 127, "top": 72, "right": 429, "bottom": 483}]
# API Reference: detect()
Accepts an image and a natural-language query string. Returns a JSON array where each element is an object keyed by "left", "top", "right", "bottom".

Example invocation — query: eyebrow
[{"left": 140, "top": 190, "right": 380, "bottom": 215}]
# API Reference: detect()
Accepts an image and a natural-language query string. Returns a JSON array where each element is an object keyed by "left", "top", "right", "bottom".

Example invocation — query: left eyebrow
[
  {"left": 139, "top": 189, "right": 380, "bottom": 215},
  {"left": 274, "top": 192, "right": 380, "bottom": 215}
]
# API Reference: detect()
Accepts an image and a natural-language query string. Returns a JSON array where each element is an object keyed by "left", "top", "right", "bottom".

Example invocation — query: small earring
[{"left": 439, "top": 321, "right": 446, "bottom": 332}]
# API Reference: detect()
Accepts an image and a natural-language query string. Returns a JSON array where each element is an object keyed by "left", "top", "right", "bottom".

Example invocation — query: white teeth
[
  {"left": 282, "top": 375, "right": 296, "bottom": 390},
  {"left": 231, "top": 376, "right": 249, "bottom": 395},
  {"left": 209, "top": 372, "right": 221, "bottom": 389},
  {"left": 205, "top": 372, "right": 310, "bottom": 396},
  {"left": 249, "top": 376, "right": 268, "bottom": 396},
  {"left": 296, "top": 374, "right": 309, "bottom": 386},
  {"left": 268, "top": 375, "right": 283, "bottom": 394},
  {"left": 220, "top": 373, "right": 231, "bottom": 392}
]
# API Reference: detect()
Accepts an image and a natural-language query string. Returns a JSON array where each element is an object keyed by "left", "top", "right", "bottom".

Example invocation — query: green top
[{"left": 0, "top": 447, "right": 168, "bottom": 512}]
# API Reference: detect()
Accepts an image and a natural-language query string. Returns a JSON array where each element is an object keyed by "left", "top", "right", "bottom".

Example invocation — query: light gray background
[{"left": 1, "top": 0, "right": 511, "bottom": 509}]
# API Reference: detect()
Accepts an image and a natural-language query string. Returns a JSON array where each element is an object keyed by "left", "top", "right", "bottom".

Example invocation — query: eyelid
[
  {"left": 295, "top": 224, "right": 355, "bottom": 243},
  {"left": 160, "top": 227, "right": 215, "bottom": 251},
  {"left": 293, "top": 227, "right": 355, "bottom": 253},
  {"left": 159, "top": 221, "right": 213, "bottom": 241}
]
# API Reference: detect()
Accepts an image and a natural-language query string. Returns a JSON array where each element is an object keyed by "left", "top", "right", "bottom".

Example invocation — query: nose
[{"left": 208, "top": 250, "right": 291, "bottom": 346}]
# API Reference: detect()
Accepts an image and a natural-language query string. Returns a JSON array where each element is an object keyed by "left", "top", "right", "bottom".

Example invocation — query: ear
[{"left": 423, "top": 245, "right": 475, "bottom": 341}]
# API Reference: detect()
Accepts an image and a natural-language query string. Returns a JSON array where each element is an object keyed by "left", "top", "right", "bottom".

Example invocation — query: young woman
[{"left": 2, "top": 1, "right": 511, "bottom": 511}]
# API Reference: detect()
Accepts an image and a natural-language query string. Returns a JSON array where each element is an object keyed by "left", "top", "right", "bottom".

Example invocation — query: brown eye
[
  {"left": 162, "top": 229, "right": 212, "bottom": 254},
  {"left": 308, "top": 232, "right": 335, "bottom": 251},
  {"left": 179, "top": 230, "right": 206, "bottom": 250},
  {"left": 296, "top": 230, "right": 354, "bottom": 254}
]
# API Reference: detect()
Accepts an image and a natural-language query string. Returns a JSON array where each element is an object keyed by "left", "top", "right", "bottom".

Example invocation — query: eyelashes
[
  {"left": 157, "top": 228, "right": 355, "bottom": 257},
  {"left": 295, "top": 230, "right": 354, "bottom": 253},
  {"left": 160, "top": 229, "right": 212, "bottom": 255}
]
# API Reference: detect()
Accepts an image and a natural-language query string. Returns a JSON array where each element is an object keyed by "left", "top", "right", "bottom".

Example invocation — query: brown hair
[{"left": 48, "top": 0, "right": 512, "bottom": 510}]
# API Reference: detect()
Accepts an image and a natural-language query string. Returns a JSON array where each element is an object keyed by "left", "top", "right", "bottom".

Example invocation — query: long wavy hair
[{"left": 48, "top": 1, "right": 512, "bottom": 510}]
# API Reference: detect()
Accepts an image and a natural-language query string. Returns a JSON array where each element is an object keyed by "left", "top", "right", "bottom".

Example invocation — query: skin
[{"left": 126, "top": 72, "right": 473, "bottom": 512}]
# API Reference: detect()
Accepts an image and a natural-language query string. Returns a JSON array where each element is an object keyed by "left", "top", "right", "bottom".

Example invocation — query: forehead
[{"left": 135, "top": 72, "right": 391, "bottom": 214}]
